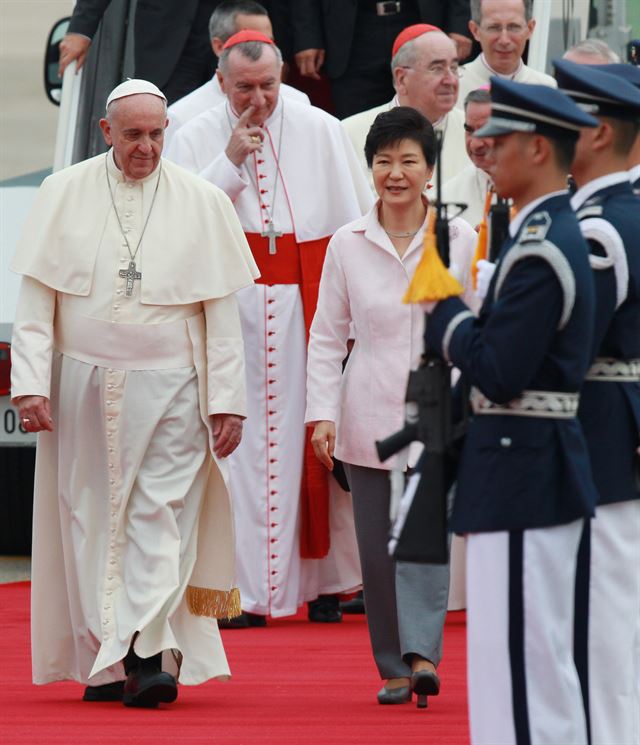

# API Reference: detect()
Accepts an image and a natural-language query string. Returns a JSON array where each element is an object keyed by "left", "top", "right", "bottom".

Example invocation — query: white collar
[
  {"left": 351, "top": 199, "right": 429, "bottom": 261},
  {"left": 570, "top": 172, "right": 631, "bottom": 210},
  {"left": 629, "top": 164, "right": 640, "bottom": 183},
  {"left": 480, "top": 53, "right": 523, "bottom": 80},
  {"left": 508, "top": 190, "right": 568, "bottom": 238},
  {"left": 106, "top": 148, "right": 162, "bottom": 184},
  {"left": 395, "top": 93, "right": 449, "bottom": 128}
]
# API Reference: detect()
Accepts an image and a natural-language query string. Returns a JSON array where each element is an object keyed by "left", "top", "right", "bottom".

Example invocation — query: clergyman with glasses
[
  {"left": 342, "top": 24, "right": 472, "bottom": 195},
  {"left": 457, "top": 0, "right": 556, "bottom": 107}
]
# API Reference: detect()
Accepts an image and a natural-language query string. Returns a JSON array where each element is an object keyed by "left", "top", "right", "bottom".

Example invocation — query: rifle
[
  {"left": 375, "top": 131, "right": 467, "bottom": 564},
  {"left": 487, "top": 195, "right": 510, "bottom": 262}
]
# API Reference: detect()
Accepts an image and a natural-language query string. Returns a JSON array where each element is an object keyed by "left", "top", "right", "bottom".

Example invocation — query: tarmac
[{"left": 0, "top": 1, "right": 70, "bottom": 181}]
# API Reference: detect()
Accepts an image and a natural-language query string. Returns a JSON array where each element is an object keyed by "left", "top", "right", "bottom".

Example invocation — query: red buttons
[
  {"left": 267, "top": 315, "right": 275, "bottom": 320},
  {"left": 260, "top": 189, "right": 268, "bottom": 194},
  {"left": 270, "top": 554, "right": 278, "bottom": 559},
  {"left": 267, "top": 363, "right": 276, "bottom": 368},
  {"left": 257, "top": 159, "right": 264, "bottom": 164},
  {"left": 270, "top": 490, "right": 277, "bottom": 495},
  {"left": 267, "top": 299, "right": 275, "bottom": 304},
  {"left": 268, "top": 395, "right": 276, "bottom": 400},
  {"left": 268, "top": 347, "right": 275, "bottom": 352},
  {"left": 269, "top": 426, "right": 277, "bottom": 431},
  {"left": 270, "top": 523, "right": 278, "bottom": 528},
  {"left": 268, "top": 379, "right": 275, "bottom": 384},
  {"left": 269, "top": 458, "right": 277, "bottom": 464}
]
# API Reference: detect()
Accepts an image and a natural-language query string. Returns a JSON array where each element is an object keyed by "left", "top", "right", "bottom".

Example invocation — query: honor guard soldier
[
  {"left": 554, "top": 58, "right": 640, "bottom": 745},
  {"left": 589, "top": 63, "right": 640, "bottom": 195},
  {"left": 420, "top": 78, "right": 600, "bottom": 744}
]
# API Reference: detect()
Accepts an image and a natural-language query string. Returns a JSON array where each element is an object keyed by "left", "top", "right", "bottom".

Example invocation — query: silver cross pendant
[
  {"left": 119, "top": 260, "right": 142, "bottom": 297},
  {"left": 261, "top": 221, "right": 283, "bottom": 255}
]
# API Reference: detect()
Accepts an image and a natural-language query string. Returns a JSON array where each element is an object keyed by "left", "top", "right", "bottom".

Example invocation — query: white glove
[
  {"left": 476, "top": 259, "right": 497, "bottom": 302},
  {"left": 420, "top": 300, "right": 438, "bottom": 314}
]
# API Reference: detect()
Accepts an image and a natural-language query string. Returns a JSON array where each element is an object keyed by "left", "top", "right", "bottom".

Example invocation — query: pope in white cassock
[
  {"left": 10, "top": 80, "right": 259, "bottom": 708},
  {"left": 168, "top": 30, "right": 372, "bottom": 621}
]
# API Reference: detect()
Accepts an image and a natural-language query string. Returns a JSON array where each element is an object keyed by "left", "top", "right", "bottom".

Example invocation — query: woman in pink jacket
[{"left": 306, "top": 107, "right": 477, "bottom": 707}]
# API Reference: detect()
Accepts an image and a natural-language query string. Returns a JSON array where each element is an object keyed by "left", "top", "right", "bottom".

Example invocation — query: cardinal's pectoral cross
[
  {"left": 261, "top": 221, "right": 282, "bottom": 255},
  {"left": 119, "top": 260, "right": 142, "bottom": 297}
]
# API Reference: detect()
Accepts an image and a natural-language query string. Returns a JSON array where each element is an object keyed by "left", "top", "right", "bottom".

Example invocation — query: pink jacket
[{"left": 305, "top": 202, "right": 478, "bottom": 470}]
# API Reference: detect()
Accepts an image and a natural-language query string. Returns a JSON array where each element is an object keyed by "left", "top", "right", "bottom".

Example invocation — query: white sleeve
[
  {"left": 200, "top": 152, "right": 249, "bottom": 203},
  {"left": 10, "top": 276, "right": 56, "bottom": 401},
  {"left": 305, "top": 238, "right": 352, "bottom": 424},
  {"left": 203, "top": 293, "right": 246, "bottom": 417}
]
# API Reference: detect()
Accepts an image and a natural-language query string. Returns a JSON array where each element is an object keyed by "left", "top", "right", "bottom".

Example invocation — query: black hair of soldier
[
  {"left": 600, "top": 116, "right": 640, "bottom": 156},
  {"left": 365, "top": 106, "right": 437, "bottom": 169}
]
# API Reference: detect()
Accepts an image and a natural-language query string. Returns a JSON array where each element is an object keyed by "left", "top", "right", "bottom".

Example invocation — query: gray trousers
[{"left": 344, "top": 463, "right": 450, "bottom": 680}]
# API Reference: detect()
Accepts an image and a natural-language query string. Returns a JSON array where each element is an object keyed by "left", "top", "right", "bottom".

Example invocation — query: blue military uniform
[
  {"left": 555, "top": 58, "right": 640, "bottom": 745},
  {"left": 428, "top": 195, "right": 598, "bottom": 533},
  {"left": 422, "top": 78, "right": 599, "bottom": 745}
]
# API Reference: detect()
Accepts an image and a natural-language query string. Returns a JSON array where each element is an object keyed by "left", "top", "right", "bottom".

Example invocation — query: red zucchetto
[
  {"left": 223, "top": 30, "right": 275, "bottom": 50},
  {"left": 392, "top": 24, "right": 442, "bottom": 57}
]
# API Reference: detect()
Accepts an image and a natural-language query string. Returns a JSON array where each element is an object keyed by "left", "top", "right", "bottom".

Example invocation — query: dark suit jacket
[
  {"left": 291, "top": 0, "right": 471, "bottom": 78},
  {"left": 68, "top": 0, "right": 206, "bottom": 89}
]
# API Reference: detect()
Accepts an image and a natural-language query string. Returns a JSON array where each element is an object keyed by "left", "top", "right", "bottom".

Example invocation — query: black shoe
[
  {"left": 308, "top": 594, "right": 342, "bottom": 623},
  {"left": 410, "top": 669, "right": 440, "bottom": 709},
  {"left": 218, "top": 612, "right": 267, "bottom": 629},
  {"left": 82, "top": 681, "right": 125, "bottom": 702},
  {"left": 340, "top": 591, "right": 365, "bottom": 615},
  {"left": 122, "top": 652, "right": 178, "bottom": 708}
]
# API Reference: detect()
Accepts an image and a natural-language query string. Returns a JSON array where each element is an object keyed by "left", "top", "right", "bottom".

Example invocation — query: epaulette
[
  {"left": 576, "top": 196, "right": 604, "bottom": 220},
  {"left": 518, "top": 211, "right": 551, "bottom": 243}
]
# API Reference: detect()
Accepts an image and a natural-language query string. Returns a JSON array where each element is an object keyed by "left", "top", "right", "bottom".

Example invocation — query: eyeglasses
[
  {"left": 479, "top": 23, "right": 528, "bottom": 37},
  {"left": 399, "top": 63, "right": 463, "bottom": 79}
]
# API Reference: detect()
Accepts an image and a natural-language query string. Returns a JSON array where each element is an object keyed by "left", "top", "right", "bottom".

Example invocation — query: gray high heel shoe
[
  {"left": 376, "top": 684, "right": 412, "bottom": 705},
  {"left": 410, "top": 669, "right": 440, "bottom": 709}
]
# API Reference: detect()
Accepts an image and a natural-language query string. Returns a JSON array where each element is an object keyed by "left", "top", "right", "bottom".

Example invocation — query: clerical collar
[
  {"left": 480, "top": 53, "right": 523, "bottom": 80},
  {"left": 394, "top": 94, "right": 447, "bottom": 129},
  {"left": 227, "top": 96, "right": 283, "bottom": 129},
  {"left": 106, "top": 148, "right": 162, "bottom": 185},
  {"left": 628, "top": 164, "right": 640, "bottom": 184}
]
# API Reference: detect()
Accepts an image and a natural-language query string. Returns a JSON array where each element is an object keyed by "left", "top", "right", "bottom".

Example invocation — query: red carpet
[{"left": 1, "top": 582, "right": 469, "bottom": 744}]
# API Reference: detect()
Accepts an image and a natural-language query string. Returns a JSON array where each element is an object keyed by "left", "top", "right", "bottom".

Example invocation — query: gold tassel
[
  {"left": 186, "top": 585, "right": 242, "bottom": 619},
  {"left": 470, "top": 189, "right": 494, "bottom": 289},
  {"left": 403, "top": 209, "right": 464, "bottom": 304}
]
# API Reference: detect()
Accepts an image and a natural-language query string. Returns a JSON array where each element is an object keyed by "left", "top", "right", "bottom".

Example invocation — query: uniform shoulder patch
[
  {"left": 518, "top": 211, "right": 552, "bottom": 243},
  {"left": 577, "top": 205, "right": 604, "bottom": 220}
]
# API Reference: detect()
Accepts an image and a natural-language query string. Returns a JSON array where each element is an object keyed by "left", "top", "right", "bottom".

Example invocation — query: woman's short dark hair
[{"left": 364, "top": 106, "right": 437, "bottom": 168}]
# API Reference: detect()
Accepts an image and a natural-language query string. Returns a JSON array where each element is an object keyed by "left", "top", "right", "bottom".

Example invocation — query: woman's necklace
[{"left": 384, "top": 227, "right": 420, "bottom": 238}]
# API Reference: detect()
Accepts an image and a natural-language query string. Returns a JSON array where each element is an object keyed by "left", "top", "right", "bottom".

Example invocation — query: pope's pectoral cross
[
  {"left": 261, "top": 221, "right": 282, "bottom": 255},
  {"left": 119, "top": 260, "right": 142, "bottom": 297}
]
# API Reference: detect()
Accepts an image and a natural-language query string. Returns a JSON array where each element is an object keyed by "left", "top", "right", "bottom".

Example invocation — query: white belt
[
  {"left": 471, "top": 388, "right": 580, "bottom": 419},
  {"left": 55, "top": 308, "right": 200, "bottom": 370},
  {"left": 585, "top": 357, "right": 640, "bottom": 382}
]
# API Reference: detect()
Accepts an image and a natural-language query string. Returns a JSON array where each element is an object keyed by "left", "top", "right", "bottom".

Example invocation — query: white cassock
[
  {"left": 10, "top": 151, "right": 259, "bottom": 686},
  {"left": 341, "top": 96, "right": 472, "bottom": 195},
  {"left": 457, "top": 54, "right": 557, "bottom": 108},
  {"left": 167, "top": 96, "right": 373, "bottom": 617},
  {"left": 165, "top": 76, "right": 310, "bottom": 150},
  {"left": 442, "top": 165, "right": 493, "bottom": 231}
]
